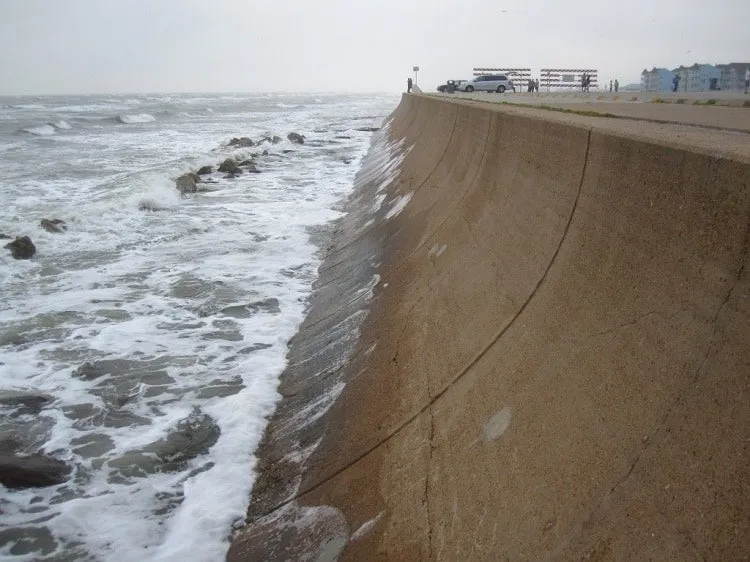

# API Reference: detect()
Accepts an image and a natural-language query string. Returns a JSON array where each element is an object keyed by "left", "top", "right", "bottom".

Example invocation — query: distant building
[
  {"left": 685, "top": 64, "right": 720, "bottom": 91},
  {"left": 640, "top": 67, "right": 674, "bottom": 91},
  {"left": 717, "top": 63, "right": 750, "bottom": 91}
]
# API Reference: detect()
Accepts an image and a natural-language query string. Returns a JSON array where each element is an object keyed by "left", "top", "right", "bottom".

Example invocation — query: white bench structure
[{"left": 540, "top": 68, "right": 599, "bottom": 91}]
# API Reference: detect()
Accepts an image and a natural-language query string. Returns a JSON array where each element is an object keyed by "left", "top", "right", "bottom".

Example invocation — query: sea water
[{"left": 0, "top": 92, "right": 397, "bottom": 561}]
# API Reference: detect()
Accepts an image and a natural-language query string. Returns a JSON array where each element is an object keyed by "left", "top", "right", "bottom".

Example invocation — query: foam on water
[
  {"left": 117, "top": 113, "right": 157, "bottom": 124},
  {"left": 0, "top": 92, "right": 398, "bottom": 561},
  {"left": 22, "top": 124, "right": 57, "bottom": 136}
]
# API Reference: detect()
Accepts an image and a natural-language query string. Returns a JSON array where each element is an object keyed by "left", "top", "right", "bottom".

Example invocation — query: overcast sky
[{"left": 0, "top": 0, "right": 747, "bottom": 95}]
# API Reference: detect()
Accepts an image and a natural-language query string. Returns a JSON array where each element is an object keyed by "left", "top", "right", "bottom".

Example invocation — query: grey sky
[{"left": 0, "top": 0, "right": 747, "bottom": 95}]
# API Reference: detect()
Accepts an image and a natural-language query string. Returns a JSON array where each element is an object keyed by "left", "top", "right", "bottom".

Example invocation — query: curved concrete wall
[{"left": 229, "top": 95, "right": 750, "bottom": 560}]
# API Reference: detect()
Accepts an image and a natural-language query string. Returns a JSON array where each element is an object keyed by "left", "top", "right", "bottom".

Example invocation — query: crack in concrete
[
  {"left": 694, "top": 220, "right": 749, "bottom": 382},
  {"left": 263, "top": 128, "right": 592, "bottom": 513},
  {"left": 244, "top": 115, "right": 592, "bottom": 544},
  {"left": 425, "top": 402, "right": 435, "bottom": 561},
  {"left": 556, "top": 212, "right": 750, "bottom": 559},
  {"left": 584, "top": 308, "right": 686, "bottom": 340}
]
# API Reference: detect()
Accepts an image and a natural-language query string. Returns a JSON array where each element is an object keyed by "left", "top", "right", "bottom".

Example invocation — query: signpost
[{"left": 413, "top": 66, "right": 420, "bottom": 87}]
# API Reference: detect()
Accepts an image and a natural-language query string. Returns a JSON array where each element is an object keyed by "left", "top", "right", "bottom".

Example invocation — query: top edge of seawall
[{"left": 402, "top": 93, "right": 750, "bottom": 164}]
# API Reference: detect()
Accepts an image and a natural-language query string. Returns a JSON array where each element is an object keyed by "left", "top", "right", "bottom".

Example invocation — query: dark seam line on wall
[{"left": 262, "top": 127, "right": 594, "bottom": 512}]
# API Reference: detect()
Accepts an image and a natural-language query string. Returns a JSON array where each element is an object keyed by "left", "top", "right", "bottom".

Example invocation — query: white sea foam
[
  {"left": 0, "top": 92, "right": 399, "bottom": 562},
  {"left": 52, "top": 120, "right": 72, "bottom": 129},
  {"left": 22, "top": 123, "right": 56, "bottom": 135},
  {"left": 117, "top": 113, "right": 157, "bottom": 124}
]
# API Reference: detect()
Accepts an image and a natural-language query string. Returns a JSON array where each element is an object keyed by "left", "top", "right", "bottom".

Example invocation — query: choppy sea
[{"left": 0, "top": 92, "right": 398, "bottom": 561}]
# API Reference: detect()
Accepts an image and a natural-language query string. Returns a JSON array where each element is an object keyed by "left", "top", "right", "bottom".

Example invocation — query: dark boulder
[
  {"left": 196, "top": 166, "right": 213, "bottom": 175},
  {"left": 40, "top": 219, "right": 67, "bottom": 233},
  {"left": 175, "top": 173, "right": 199, "bottom": 194},
  {"left": 0, "top": 234, "right": 10, "bottom": 239},
  {"left": 4, "top": 236, "right": 36, "bottom": 260},
  {"left": 355, "top": 127, "right": 380, "bottom": 132},
  {"left": 0, "top": 454, "right": 72, "bottom": 489},
  {"left": 287, "top": 132, "right": 305, "bottom": 145},
  {"left": 238, "top": 160, "right": 261, "bottom": 173},
  {"left": 108, "top": 410, "right": 220, "bottom": 477},
  {"left": 0, "top": 390, "right": 51, "bottom": 415},
  {"left": 228, "top": 137, "right": 255, "bottom": 148},
  {"left": 262, "top": 135, "right": 283, "bottom": 145},
  {"left": 262, "top": 150, "right": 269, "bottom": 156},
  {"left": 218, "top": 158, "right": 241, "bottom": 174}
]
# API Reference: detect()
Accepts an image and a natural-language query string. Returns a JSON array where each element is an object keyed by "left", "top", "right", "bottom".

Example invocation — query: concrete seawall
[{"left": 229, "top": 94, "right": 750, "bottom": 560}]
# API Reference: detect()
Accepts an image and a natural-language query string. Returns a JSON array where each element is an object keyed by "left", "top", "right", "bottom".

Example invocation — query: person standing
[
  {"left": 745, "top": 67, "right": 750, "bottom": 94},
  {"left": 672, "top": 74, "right": 680, "bottom": 92},
  {"left": 609, "top": 80, "right": 613, "bottom": 92},
  {"left": 407, "top": 77, "right": 413, "bottom": 93},
  {"left": 614, "top": 79, "right": 619, "bottom": 93}
]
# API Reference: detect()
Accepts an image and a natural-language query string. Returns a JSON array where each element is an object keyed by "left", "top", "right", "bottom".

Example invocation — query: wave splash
[
  {"left": 117, "top": 113, "right": 157, "bottom": 124},
  {"left": 22, "top": 124, "right": 57, "bottom": 136}
]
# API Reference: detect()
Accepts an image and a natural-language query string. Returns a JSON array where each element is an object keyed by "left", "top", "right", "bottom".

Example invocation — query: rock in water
[
  {"left": 0, "top": 390, "right": 51, "bottom": 415},
  {"left": 40, "top": 218, "right": 67, "bottom": 233},
  {"left": 287, "top": 132, "right": 305, "bottom": 145},
  {"left": 175, "top": 173, "right": 199, "bottom": 194},
  {"left": 4, "top": 236, "right": 36, "bottom": 259},
  {"left": 0, "top": 454, "right": 72, "bottom": 489},
  {"left": 228, "top": 137, "right": 255, "bottom": 147},
  {"left": 218, "top": 158, "right": 241, "bottom": 174},
  {"left": 197, "top": 165, "right": 213, "bottom": 175},
  {"left": 355, "top": 127, "right": 380, "bottom": 132},
  {"left": 0, "top": 233, "right": 11, "bottom": 239}
]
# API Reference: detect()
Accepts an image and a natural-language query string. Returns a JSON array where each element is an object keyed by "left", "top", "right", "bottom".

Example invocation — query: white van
[{"left": 460, "top": 75, "right": 514, "bottom": 93}]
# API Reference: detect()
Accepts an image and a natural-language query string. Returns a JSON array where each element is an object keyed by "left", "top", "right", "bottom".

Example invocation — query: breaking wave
[
  {"left": 117, "top": 113, "right": 157, "bottom": 124},
  {"left": 22, "top": 124, "right": 56, "bottom": 136}
]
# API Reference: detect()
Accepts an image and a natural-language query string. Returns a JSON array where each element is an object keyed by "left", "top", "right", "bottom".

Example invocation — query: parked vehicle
[
  {"left": 460, "top": 75, "right": 514, "bottom": 93},
  {"left": 437, "top": 80, "right": 467, "bottom": 93}
]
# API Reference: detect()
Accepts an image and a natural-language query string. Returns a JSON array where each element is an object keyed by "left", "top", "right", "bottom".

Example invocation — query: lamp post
[{"left": 413, "top": 66, "right": 420, "bottom": 87}]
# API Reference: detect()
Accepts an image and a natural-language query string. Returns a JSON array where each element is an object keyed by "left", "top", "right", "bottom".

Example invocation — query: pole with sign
[{"left": 413, "top": 66, "right": 419, "bottom": 87}]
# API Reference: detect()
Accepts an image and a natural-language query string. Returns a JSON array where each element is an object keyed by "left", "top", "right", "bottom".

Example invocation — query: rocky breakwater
[{"left": 171, "top": 131, "right": 306, "bottom": 192}]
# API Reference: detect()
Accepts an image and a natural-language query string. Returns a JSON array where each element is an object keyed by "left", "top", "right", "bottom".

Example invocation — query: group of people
[
  {"left": 580, "top": 72, "right": 593, "bottom": 92},
  {"left": 609, "top": 79, "right": 619, "bottom": 93},
  {"left": 526, "top": 79, "right": 540, "bottom": 92}
]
